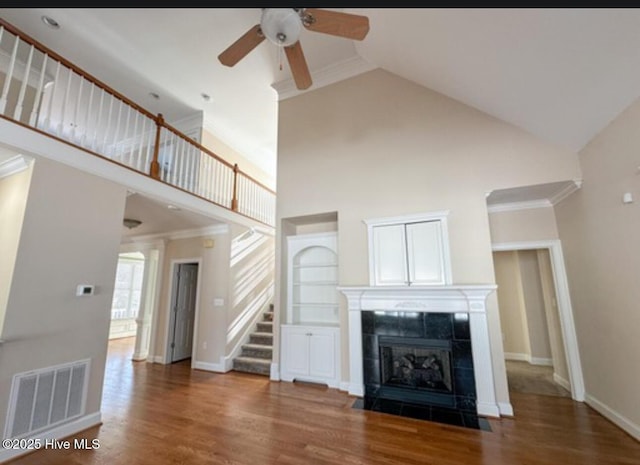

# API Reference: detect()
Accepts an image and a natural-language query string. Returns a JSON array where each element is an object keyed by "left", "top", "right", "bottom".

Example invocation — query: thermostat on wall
[{"left": 76, "top": 284, "right": 95, "bottom": 296}]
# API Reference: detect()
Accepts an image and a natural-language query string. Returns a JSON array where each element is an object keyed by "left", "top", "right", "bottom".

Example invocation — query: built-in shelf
[
  {"left": 287, "top": 232, "right": 339, "bottom": 326},
  {"left": 293, "top": 263, "right": 338, "bottom": 269},
  {"left": 293, "top": 281, "right": 337, "bottom": 286}
]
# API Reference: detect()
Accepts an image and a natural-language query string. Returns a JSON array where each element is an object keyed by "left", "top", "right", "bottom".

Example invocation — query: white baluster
[
  {"left": 14, "top": 44, "right": 34, "bottom": 122},
  {"left": 102, "top": 95, "right": 114, "bottom": 155},
  {"left": 139, "top": 116, "right": 150, "bottom": 172},
  {"left": 0, "top": 32, "right": 19, "bottom": 115},
  {"left": 111, "top": 99, "right": 124, "bottom": 159},
  {"left": 130, "top": 110, "right": 140, "bottom": 170},
  {"left": 44, "top": 62, "right": 61, "bottom": 132},
  {"left": 70, "top": 76, "right": 83, "bottom": 142},
  {"left": 29, "top": 53, "right": 48, "bottom": 127},
  {"left": 122, "top": 106, "right": 133, "bottom": 167},
  {"left": 57, "top": 68, "right": 73, "bottom": 136},
  {"left": 92, "top": 90, "right": 105, "bottom": 152},
  {"left": 81, "top": 83, "right": 95, "bottom": 147}
]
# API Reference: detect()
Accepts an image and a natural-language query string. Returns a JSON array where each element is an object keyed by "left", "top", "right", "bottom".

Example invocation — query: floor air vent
[{"left": 4, "top": 359, "right": 90, "bottom": 439}]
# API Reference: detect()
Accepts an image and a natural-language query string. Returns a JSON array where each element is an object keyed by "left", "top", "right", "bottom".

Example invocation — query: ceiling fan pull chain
[{"left": 279, "top": 45, "right": 283, "bottom": 71}]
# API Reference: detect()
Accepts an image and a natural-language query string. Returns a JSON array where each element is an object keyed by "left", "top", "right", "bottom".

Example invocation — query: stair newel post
[
  {"left": 150, "top": 113, "right": 164, "bottom": 180},
  {"left": 231, "top": 163, "right": 239, "bottom": 211}
]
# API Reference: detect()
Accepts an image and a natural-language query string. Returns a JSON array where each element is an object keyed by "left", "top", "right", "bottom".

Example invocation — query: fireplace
[
  {"left": 379, "top": 337, "right": 453, "bottom": 404},
  {"left": 338, "top": 285, "right": 501, "bottom": 418},
  {"left": 362, "top": 310, "right": 477, "bottom": 414}
]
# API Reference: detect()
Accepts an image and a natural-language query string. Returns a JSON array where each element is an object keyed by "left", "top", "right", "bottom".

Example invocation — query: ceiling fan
[{"left": 218, "top": 8, "right": 370, "bottom": 90}]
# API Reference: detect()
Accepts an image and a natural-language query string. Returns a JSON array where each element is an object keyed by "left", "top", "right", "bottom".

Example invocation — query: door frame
[
  {"left": 163, "top": 258, "right": 202, "bottom": 366},
  {"left": 492, "top": 240, "right": 585, "bottom": 401}
]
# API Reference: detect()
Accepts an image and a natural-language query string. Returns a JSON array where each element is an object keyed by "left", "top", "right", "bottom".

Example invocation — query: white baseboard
[
  {"left": 498, "top": 402, "right": 514, "bottom": 417},
  {"left": 150, "top": 355, "right": 164, "bottom": 364},
  {"left": 477, "top": 401, "right": 500, "bottom": 418},
  {"left": 348, "top": 383, "right": 364, "bottom": 397},
  {"left": 505, "top": 353, "right": 552, "bottom": 366},
  {"left": 270, "top": 363, "right": 280, "bottom": 381},
  {"left": 553, "top": 373, "right": 571, "bottom": 392},
  {"left": 504, "top": 352, "right": 529, "bottom": 362},
  {"left": 193, "top": 360, "right": 225, "bottom": 373},
  {"left": 585, "top": 393, "right": 640, "bottom": 441},
  {"left": 530, "top": 357, "right": 553, "bottom": 366},
  {"left": 339, "top": 381, "right": 350, "bottom": 392},
  {"left": 0, "top": 412, "right": 102, "bottom": 462}
]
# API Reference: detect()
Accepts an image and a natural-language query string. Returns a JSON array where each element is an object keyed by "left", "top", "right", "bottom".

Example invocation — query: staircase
[{"left": 232, "top": 303, "right": 274, "bottom": 376}]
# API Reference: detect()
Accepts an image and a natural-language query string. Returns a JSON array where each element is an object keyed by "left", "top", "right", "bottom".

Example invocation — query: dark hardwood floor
[{"left": 6, "top": 337, "right": 640, "bottom": 464}]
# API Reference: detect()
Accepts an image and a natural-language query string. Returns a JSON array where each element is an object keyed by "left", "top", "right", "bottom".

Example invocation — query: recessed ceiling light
[
  {"left": 167, "top": 204, "right": 181, "bottom": 211},
  {"left": 41, "top": 16, "right": 60, "bottom": 29},
  {"left": 149, "top": 92, "right": 160, "bottom": 100}
]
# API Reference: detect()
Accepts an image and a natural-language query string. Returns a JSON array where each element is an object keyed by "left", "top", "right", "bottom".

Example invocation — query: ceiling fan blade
[
  {"left": 218, "top": 24, "right": 265, "bottom": 67},
  {"left": 284, "top": 41, "right": 312, "bottom": 90},
  {"left": 303, "top": 8, "right": 370, "bottom": 41}
]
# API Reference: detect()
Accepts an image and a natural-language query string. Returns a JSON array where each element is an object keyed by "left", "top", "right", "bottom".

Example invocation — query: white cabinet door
[
  {"left": 308, "top": 330, "right": 337, "bottom": 380},
  {"left": 280, "top": 325, "right": 340, "bottom": 388},
  {"left": 282, "top": 328, "right": 311, "bottom": 377},
  {"left": 372, "top": 224, "right": 407, "bottom": 286},
  {"left": 406, "top": 221, "right": 445, "bottom": 285}
]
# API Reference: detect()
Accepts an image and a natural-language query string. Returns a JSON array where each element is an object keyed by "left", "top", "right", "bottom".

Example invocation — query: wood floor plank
[{"left": 5, "top": 337, "right": 640, "bottom": 465}]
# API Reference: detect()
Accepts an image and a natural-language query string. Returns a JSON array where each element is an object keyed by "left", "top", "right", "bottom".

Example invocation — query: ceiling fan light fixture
[
  {"left": 123, "top": 218, "right": 142, "bottom": 229},
  {"left": 261, "top": 8, "right": 302, "bottom": 47}
]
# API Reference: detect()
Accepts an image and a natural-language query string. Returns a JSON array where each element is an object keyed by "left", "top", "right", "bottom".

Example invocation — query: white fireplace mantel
[{"left": 338, "top": 285, "right": 501, "bottom": 418}]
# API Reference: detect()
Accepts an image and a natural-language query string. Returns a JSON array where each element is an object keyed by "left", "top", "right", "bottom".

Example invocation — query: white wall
[
  {"left": 275, "top": 69, "right": 582, "bottom": 410},
  {"left": 148, "top": 226, "right": 274, "bottom": 369},
  {"left": 0, "top": 155, "right": 127, "bottom": 433},
  {"left": 494, "top": 251, "right": 530, "bottom": 357},
  {"left": 489, "top": 207, "right": 559, "bottom": 243},
  {"left": 555, "top": 95, "right": 640, "bottom": 438},
  {"left": 0, "top": 163, "right": 33, "bottom": 335},
  {"left": 518, "top": 250, "right": 553, "bottom": 361}
]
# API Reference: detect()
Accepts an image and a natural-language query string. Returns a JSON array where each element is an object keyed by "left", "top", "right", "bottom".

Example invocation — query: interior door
[{"left": 171, "top": 263, "right": 198, "bottom": 362}]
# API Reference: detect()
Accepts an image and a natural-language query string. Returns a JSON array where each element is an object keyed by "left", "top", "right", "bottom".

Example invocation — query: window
[{"left": 111, "top": 254, "right": 145, "bottom": 320}]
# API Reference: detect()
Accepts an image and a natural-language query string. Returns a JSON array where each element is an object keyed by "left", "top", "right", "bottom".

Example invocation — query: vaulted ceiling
[{"left": 2, "top": 8, "right": 640, "bottom": 184}]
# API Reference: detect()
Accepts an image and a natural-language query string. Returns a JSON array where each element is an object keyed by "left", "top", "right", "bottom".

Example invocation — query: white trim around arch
[{"left": 492, "top": 240, "right": 585, "bottom": 402}]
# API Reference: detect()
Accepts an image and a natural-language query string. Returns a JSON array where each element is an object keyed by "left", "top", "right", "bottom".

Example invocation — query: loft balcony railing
[{"left": 0, "top": 19, "right": 275, "bottom": 227}]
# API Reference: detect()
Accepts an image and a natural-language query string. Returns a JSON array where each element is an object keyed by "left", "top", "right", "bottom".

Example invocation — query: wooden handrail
[
  {"left": 0, "top": 18, "right": 276, "bottom": 226},
  {"left": 0, "top": 19, "right": 156, "bottom": 122}
]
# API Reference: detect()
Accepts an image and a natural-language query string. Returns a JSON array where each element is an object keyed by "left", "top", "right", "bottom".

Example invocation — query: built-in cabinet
[
  {"left": 365, "top": 211, "right": 452, "bottom": 286},
  {"left": 280, "top": 325, "right": 340, "bottom": 388},
  {"left": 281, "top": 231, "right": 340, "bottom": 388}
]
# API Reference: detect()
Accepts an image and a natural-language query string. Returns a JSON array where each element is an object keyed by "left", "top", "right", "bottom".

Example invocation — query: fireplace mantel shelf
[
  {"left": 338, "top": 284, "right": 501, "bottom": 418},
  {"left": 337, "top": 285, "right": 497, "bottom": 314}
]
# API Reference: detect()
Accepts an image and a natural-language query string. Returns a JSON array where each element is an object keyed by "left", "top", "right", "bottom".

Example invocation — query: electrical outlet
[{"left": 202, "top": 341, "right": 207, "bottom": 350}]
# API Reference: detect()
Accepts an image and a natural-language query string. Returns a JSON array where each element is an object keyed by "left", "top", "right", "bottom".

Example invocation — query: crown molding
[
  {"left": 487, "top": 199, "right": 553, "bottom": 214},
  {"left": 271, "top": 54, "right": 377, "bottom": 101},
  {"left": 121, "top": 224, "right": 229, "bottom": 245},
  {"left": 487, "top": 180, "right": 583, "bottom": 213},
  {"left": 0, "top": 154, "right": 31, "bottom": 179},
  {"left": 549, "top": 179, "right": 582, "bottom": 205}
]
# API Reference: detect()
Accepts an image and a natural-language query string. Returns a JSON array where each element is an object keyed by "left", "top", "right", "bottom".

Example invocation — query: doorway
[
  {"left": 167, "top": 262, "right": 199, "bottom": 363},
  {"left": 492, "top": 241, "right": 585, "bottom": 402}
]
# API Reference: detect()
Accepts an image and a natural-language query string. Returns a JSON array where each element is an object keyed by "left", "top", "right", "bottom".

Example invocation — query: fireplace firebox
[
  {"left": 361, "top": 311, "right": 478, "bottom": 415},
  {"left": 378, "top": 336, "right": 454, "bottom": 407}
]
